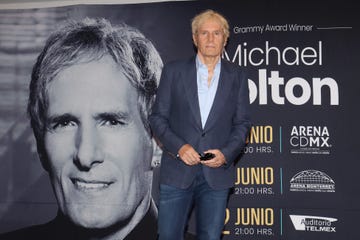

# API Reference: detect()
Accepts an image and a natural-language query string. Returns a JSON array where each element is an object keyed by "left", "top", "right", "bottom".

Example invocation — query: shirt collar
[{"left": 196, "top": 55, "right": 221, "bottom": 70}]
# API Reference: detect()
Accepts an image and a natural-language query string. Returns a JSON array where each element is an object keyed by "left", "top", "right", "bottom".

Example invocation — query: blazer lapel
[
  {"left": 204, "top": 62, "right": 234, "bottom": 130},
  {"left": 181, "top": 57, "right": 202, "bottom": 129}
]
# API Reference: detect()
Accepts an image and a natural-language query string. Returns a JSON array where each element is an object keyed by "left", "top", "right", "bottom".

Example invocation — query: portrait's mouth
[{"left": 71, "top": 178, "right": 113, "bottom": 191}]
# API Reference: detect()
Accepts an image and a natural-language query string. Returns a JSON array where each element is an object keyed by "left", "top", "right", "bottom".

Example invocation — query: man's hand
[
  {"left": 178, "top": 144, "right": 201, "bottom": 165},
  {"left": 200, "top": 149, "right": 226, "bottom": 168}
]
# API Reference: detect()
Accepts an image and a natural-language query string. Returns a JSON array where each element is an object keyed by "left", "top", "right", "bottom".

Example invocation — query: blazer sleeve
[
  {"left": 149, "top": 63, "right": 187, "bottom": 157},
  {"left": 220, "top": 68, "right": 252, "bottom": 167}
]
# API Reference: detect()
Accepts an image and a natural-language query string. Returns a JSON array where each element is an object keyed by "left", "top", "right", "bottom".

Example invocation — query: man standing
[
  {"left": 0, "top": 18, "right": 162, "bottom": 240},
  {"left": 149, "top": 9, "right": 251, "bottom": 240}
]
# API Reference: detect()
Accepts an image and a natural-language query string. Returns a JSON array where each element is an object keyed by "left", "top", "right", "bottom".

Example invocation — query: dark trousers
[{"left": 157, "top": 170, "right": 229, "bottom": 240}]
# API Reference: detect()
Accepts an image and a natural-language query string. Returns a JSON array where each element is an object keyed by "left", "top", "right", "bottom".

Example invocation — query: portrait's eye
[
  {"left": 48, "top": 115, "right": 77, "bottom": 132},
  {"left": 54, "top": 120, "right": 73, "bottom": 128},
  {"left": 103, "top": 119, "right": 126, "bottom": 127},
  {"left": 99, "top": 113, "right": 129, "bottom": 129}
]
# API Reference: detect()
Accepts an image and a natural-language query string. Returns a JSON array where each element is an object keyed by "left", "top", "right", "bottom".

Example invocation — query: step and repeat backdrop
[{"left": 0, "top": 0, "right": 358, "bottom": 239}]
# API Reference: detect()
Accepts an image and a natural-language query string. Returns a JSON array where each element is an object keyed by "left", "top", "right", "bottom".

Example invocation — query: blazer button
[{"left": 201, "top": 133, "right": 206, "bottom": 137}]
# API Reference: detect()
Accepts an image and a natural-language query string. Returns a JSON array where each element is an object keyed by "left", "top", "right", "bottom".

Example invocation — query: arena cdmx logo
[
  {"left": 289, "top": 125, "right": 332, "bottom": 154},
  {"left": 290, "top": 170, "right": 335, "bottom": 192},
  {"left": 290, "top": 215, "right": 337, "bottom": 232}
]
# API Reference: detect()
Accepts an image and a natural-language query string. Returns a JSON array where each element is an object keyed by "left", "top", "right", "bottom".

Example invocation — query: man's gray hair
[{"left": 28, "top": 17, "right": 163, "bottom": 156}]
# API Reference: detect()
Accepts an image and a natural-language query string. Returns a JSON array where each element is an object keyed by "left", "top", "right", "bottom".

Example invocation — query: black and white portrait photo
[{"left": 0, "top": 6, "right": 163, "bottom": 240}]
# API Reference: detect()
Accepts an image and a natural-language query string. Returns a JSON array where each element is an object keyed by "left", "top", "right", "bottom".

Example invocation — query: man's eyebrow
[
  {"left": 94, "top": 111, "right": 130, "bottom": 121},
  {"left": 46, "top": 113, "right": 77, "bottom": 124}
]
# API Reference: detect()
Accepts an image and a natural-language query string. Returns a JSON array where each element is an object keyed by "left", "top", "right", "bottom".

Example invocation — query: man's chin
[
  {"left": 71, "top": 216, "right": 110, "bottom": 229},
  {"left": 66, "top": 208, "right": 124, "bottom": 229}
]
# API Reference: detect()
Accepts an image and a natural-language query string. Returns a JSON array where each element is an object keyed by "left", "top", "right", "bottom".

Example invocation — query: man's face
[
  {"left": 193, "top": 18, "right": 226, "bottom": 59},
  {"left": 44, "top": 56, "right": 153, "bottom": 228}
]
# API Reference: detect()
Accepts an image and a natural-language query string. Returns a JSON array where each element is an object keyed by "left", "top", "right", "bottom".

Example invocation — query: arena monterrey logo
[{"left": 289, "top": 170, "right": 335, "bottom": 193}]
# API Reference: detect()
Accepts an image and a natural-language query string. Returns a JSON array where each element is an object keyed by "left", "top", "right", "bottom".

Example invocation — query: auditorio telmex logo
[
  {"left": 290, "top": 170, "right": 335, "bottom": 193},
  {"left": 289, "top": 215, "right": 337, "bottom": 232}
]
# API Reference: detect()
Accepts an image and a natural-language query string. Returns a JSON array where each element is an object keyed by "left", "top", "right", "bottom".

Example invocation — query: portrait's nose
[{"left": 74, "top": 125, "right": 104, "bottom": 170}]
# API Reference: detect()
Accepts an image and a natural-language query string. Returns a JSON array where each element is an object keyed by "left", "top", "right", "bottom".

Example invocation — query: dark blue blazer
[{"left": 149, "top": 57, "right": 251, "bottom": 190}]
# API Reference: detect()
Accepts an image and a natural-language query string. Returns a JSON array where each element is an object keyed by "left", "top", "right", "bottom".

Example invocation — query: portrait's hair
[
  {"left": 28, "top": 17, "right": 163, "bottom": 157},
  {"left": 191, "top": 9, "right": 230, "bottom": 40}
]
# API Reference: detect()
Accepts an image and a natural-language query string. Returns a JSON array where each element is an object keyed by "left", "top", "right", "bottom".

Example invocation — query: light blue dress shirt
[{"left": 196, "top": 55, "right": 221, "bottom": 128}]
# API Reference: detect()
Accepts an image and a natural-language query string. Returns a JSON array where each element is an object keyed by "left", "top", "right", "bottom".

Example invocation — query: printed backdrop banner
[{"left": 0, "top": 1, "right": 358, "bottom": 239}]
